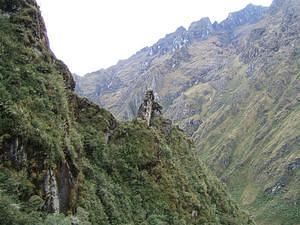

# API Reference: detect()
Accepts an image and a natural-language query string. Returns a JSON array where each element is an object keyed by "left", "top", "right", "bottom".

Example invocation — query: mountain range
[
  {"left": 0, "top": 0, "right": 258, "bottom": 224},
  {"left": 76, "top": 0, "right": 300, "bottom": 224}
]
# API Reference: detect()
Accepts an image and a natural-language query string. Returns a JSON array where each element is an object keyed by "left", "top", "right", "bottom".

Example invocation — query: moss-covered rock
[{"left": 0, "top": 1, "right": 255, "bottom": 224}]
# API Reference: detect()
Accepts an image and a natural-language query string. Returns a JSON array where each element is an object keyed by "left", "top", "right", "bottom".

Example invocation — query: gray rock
[
  {"left": 137, "top": 90, "right": 162, "bottom": 126},
  {"left": 249, "top": 28, "right": 266, "bottom": 41},
  {"left": 265, "top": 182, "right": 285, "bottom": 195},
  {"left": 287, "top": 158, "right": 300, "bottom": 171},
  {"left": 188, "top": 17, "right": 213, "bottom": 40},
  {"left": 5, "top": 137, "right": 27, "bottom": 170},
  {"left": 44, "top": 169, "right": 60, "bottom": 213}
]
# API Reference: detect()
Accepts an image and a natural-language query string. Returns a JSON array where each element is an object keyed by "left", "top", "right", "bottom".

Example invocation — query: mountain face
[
  {"left": 75, "top": 4, "right": 268, "bottom": 118},
  {"left": 0, "top": 0, "right": 255, "bottom": 224},
  {"left": 76, "top": 0, "right": 300, "bottom": 224}
]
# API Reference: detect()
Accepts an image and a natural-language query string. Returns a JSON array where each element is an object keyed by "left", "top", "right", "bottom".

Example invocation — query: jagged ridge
[
  {"left": 0, "top": 0, "right": 254, "bottom": 224},
  {"left": 76, "top": 1, "right": 300, "bottom": 224}
]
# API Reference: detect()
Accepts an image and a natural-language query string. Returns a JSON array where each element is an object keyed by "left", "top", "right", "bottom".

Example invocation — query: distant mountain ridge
[
  {"left": 76, "top": 0, "right": 300, "bottom": 224},
  {"left": 76, "top": 4, "right": 268, "bottom": 112}
]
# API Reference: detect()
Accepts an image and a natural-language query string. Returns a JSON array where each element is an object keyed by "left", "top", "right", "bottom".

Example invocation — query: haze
[{"left": 36, "top": 0, "right": 273, "bottom": 75}]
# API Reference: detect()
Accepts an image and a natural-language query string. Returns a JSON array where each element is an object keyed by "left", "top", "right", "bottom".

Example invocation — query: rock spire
[{"left": 137, "top": 90, "right": 162, "bottom": 126}]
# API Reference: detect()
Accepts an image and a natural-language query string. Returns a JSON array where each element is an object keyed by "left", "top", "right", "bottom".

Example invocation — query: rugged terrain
[
  {"left": 76, "top": 0, "right": 300, "bottom": 224},
  {"left": 0, "top": 0, "right": 255, "bottom": 224}
]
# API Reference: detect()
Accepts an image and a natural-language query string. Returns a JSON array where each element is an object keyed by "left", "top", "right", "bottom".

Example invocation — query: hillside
[
  {"left": 76, "top": 0, "right": 300, "bottom": 224},
  {"left": 0, "top": 0, "right": 254, "bottom": 224}
]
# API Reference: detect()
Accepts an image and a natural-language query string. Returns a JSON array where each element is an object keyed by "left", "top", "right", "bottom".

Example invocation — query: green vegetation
[
  {"left": 0, "top": 0, "right": 255, "bottom": 224},
  {"left": 76, "top": 1, "right": 300, "bottom": 224}
]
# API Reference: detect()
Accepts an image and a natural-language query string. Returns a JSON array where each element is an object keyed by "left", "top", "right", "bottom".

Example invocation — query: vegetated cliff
[
  {"left": 76, "top": 0, "right": 300, "bottom": 224},
  {"left": 0, "top": 1, "right": 254, "bottom": 224}
]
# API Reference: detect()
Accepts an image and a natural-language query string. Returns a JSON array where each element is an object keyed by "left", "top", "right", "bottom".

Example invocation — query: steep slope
[
  {"left": 76, "top": 4, "right": 268, "bottom": 119},
  {"left": 0, "top": 1, "right": 254, "bottom": 224},
  {"left": 76, "top": 0, "right": 300, "bottom": 224}
]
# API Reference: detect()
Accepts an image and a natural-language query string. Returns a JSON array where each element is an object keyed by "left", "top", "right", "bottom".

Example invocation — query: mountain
[
  {"left": 0, "top": 0, "right": 255, "bottom": 224},
  {"left": 76, "top": 0, "right": 300, "bottom": 224},
  {"left": 75, "top": 3, "right": 268, "bottom": 119}
]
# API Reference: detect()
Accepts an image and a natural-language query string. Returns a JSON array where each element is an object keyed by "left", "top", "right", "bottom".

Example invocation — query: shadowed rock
[{"left": 137, "top": 90, "right": 162, "bottom": 126}]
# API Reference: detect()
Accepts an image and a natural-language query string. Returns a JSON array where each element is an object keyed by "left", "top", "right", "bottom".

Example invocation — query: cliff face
[
  {"left": 75, "top": 4, "right": 268, "bottom": 120},
  {"left": 0, "top": 0, "right": 79, "bottom": 216},
  {"left": 76, "top": 0, "right": 300, "bottom": 224},
  {"left": 0, "top": 1, "right": 254, "bottom": 224}
]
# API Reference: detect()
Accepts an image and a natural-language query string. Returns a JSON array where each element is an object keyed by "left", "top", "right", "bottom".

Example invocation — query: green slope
[
  {"left": 0, "top": 1, "right": 254, "bottom": 224},
  {"left": 76, "top": 0, "right": 300, "bottom": 224}
]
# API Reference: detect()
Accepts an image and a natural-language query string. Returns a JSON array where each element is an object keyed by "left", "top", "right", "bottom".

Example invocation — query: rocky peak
[
  {"left": 146, "top": 4, "right": 268, "bottom": 58},
  {"left": 148, "top": 26, "right": 189, "bottom": 56},
  {"left": 217, "top": 4, "right": 268, "bottom": 30},
  {"left": 137, "top": 90, "right": 163, "bottom": 126},
  {"left": 175, "top": 26, "right": 186, "bottom": 34},
  {"left": 188, "top": 17, "right": 213, "bottom": 40}
]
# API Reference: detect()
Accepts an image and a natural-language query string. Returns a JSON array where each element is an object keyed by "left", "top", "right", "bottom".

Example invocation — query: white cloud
[{"left": 36, "top": 0, "right": 273, "bottom": 75}]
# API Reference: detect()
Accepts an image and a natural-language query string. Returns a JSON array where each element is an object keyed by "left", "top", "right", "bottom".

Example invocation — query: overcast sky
[{"left": 36, "top": 0, "right": 273, "bottom": 75}]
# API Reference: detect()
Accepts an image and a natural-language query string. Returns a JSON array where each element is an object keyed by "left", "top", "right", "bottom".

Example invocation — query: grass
[{"left": 0, "top": 1, "right": 256, "bottom": 224}]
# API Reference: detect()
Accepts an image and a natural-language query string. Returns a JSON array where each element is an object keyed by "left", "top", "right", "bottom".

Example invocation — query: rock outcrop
[
  {"left": 76, "top": 1, "right": 300, "bottom": 224},
  {"left": 137, "top": 90, "right": 162, "bottom": 126},
  {"left": 44, "top": 169, "right": 60, "bottom": 213},
  {"left": 4, "top": 137, "right": 27, "bottom": 170}
]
